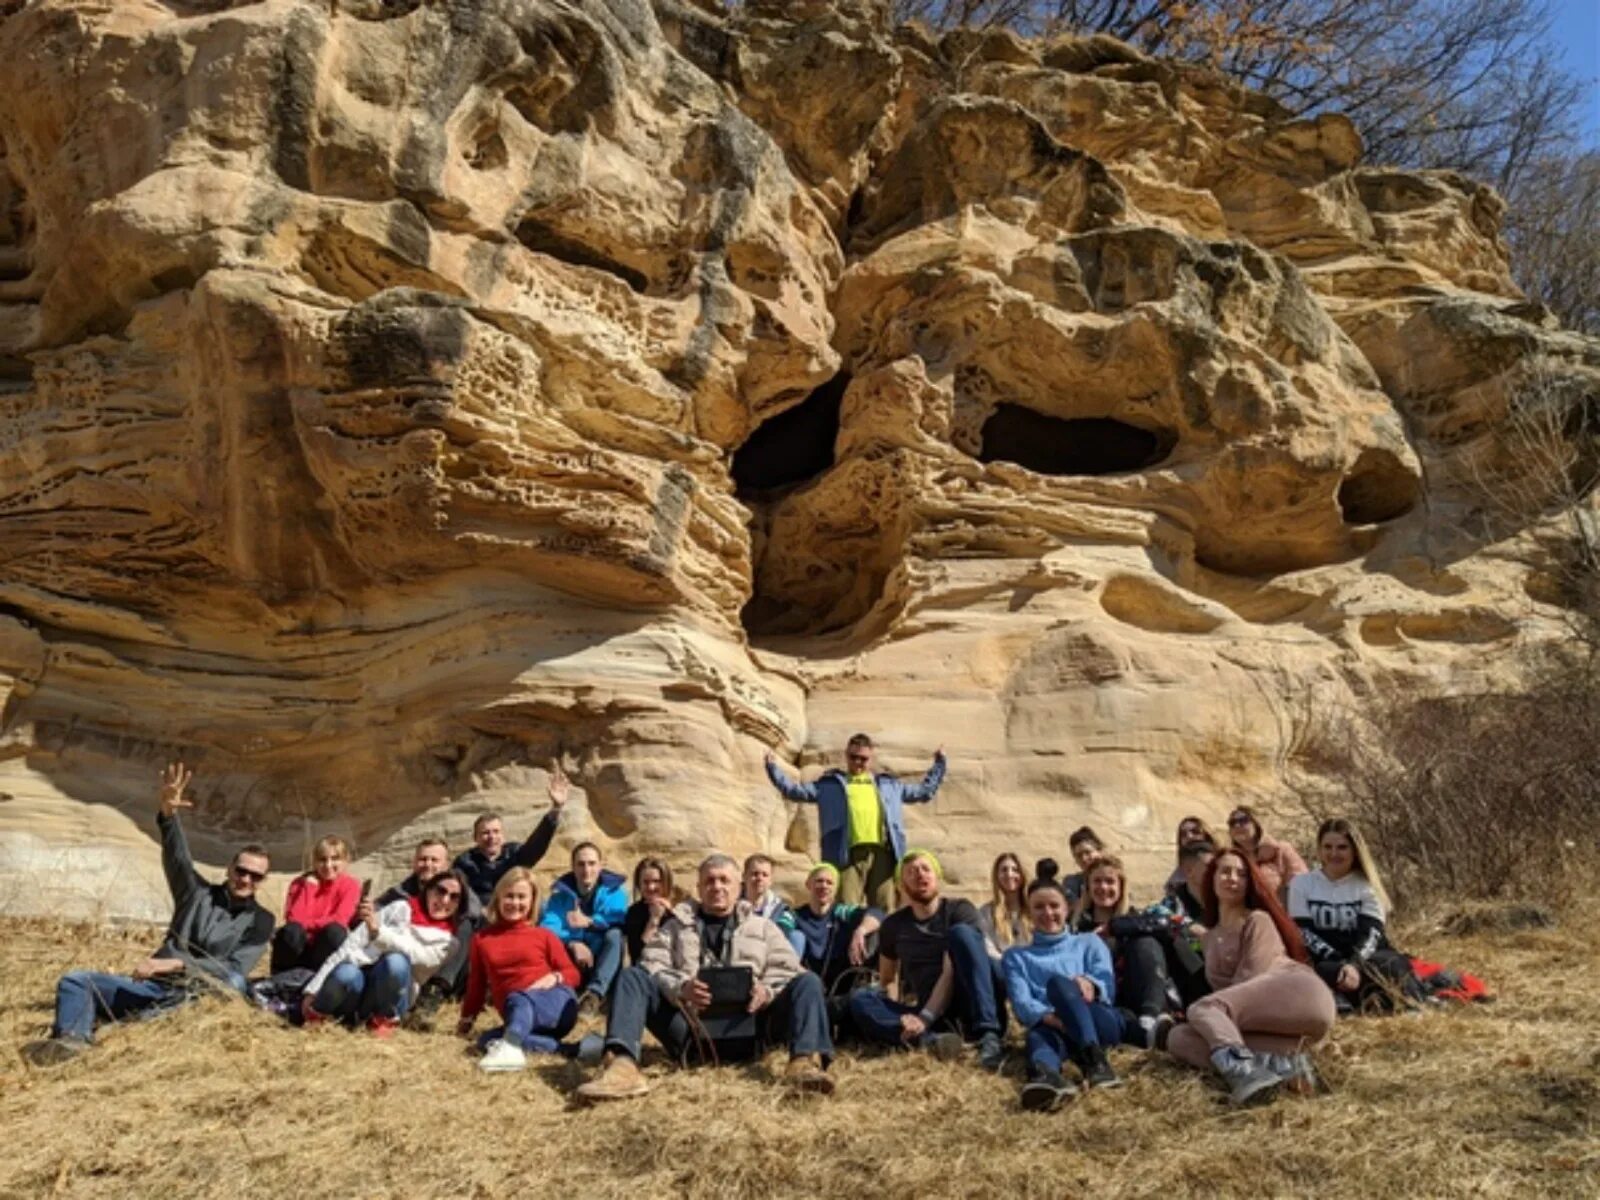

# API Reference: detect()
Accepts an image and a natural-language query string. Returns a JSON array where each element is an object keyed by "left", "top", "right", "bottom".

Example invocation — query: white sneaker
[{"left": 479, "top": 1039, "right": 528, "bottom": 1073}]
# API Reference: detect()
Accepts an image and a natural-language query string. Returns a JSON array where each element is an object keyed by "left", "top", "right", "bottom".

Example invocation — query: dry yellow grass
[{"left": 2, "top": 913, "right": 1596, "bottom": 1200}]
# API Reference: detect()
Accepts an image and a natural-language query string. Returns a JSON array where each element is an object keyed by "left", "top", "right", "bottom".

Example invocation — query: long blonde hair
[
  {"left": 1075, "top": 855, "right": 1131, "bottom": 923},
  {"left": 487, "top": 867, "right": 538, "bottom": 925},
  {"left": 1316, "top": 818, "right": 1392, "bottom": 917},
  {"left": 988, "top": 852, "right": 1032, "bottom": 948}
]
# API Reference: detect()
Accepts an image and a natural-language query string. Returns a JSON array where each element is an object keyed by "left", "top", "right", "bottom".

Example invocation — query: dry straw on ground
[{"left": 2, "top": 913, "right": 1596, "bottom": 1199}]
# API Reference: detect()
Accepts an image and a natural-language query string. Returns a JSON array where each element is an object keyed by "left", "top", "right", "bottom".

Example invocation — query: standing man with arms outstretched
[
  {"left": 25, "top": 762, "right": 275, "bottom": 1065},
  {"left": 764, "top": 734, "right": 946, "bottom": 909}
]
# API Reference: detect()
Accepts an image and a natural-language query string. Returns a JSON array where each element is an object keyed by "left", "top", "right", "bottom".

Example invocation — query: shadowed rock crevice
[
  {"left": 978, "top": 404, "right": 1175, "bottom": 476},
  {"left": 1338, "top": 448, "right": 1420, "bottom": 525},
  {"left": 732, "top": 373, "right": 848, "bottom": 497},
  {"left": 514, "top": 218, "right": 651, "bottom": 294}
]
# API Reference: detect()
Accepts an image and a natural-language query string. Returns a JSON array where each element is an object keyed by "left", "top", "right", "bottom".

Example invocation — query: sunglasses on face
[
  {"left": 1228, "top": 815, "right": 1252, "bottom": 826},
  {"left": 430, "top": 888, "right": 462, "bottom": 902},
  {"left": 231, "top": 865, "right": 266, "bottom": 884}
]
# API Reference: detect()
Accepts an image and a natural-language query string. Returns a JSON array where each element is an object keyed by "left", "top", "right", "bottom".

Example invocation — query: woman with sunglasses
[
  {"left": 1226, "top": 806, "right": 1307, "bottom": 902},
  {"left": 302, "top": 869, "right": 470, "bottom": 1036}
]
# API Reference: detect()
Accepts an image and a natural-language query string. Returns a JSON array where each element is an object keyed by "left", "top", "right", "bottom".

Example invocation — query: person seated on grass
[
  {"left": 458, "top": 868, "right": 582, "bottom": 1073},
  {"left": 846, "top": 849, "right": 1006, "bottom": 1070},
  {"left": 302, "top": 869, "right": 467, "bottom": 1036},
  {"left": 1165, "top": 849, "right": 1335, "bottom": 1104},
  {"left": 376, "top": 837, "right": 481, "bottom": 1013},
  {"left": 622, "top": 856, "right": 676, "bottom": 966},
  {"left": 791, "top": 863, "right": 882, "bottom": 991},
  {"left": 1063, "top": 826, "right": 1105, "bottom": 907},
  {"left": 270, "top": 834, "right": 360, "bottom": 975},
  {"left": 576, "top": 853, "right": 835, "bottom": 1101},
  {"left": 1133, "top": 840, "right": 1215, "bottom": 1007},
  {"left": 763, "top": 734, "right": 947, "bottom": 909},
  {"left": 453, "top": 765, "right": 570, "bottom": 905},
  {"left": 978, "top": 851, "right": 1031, "bottom": 961},
  {"left": 743, "top": 852, "right": 806, "bottom": 958},
  {"left": 1002, "top": 863, "right": 1123, "bottom": 1110},
  {"left": 1072, "top": 855, "right": 1177, "bottom": 1048},
  {"left": 25, "top": 762, "right": 273, "bottom": 1066},
  {"left": 1226, "top": 805, "right": 1307, "bottom": 903},
  {"left": 1165, "top": 817, "right": 1219, "bottom": 896},
  {"left": 540, "top": 841, "right": 629, "bottom": 1017},
  {"left": 1289, "top": 817, "right": 1429, "bottom": 1014}
]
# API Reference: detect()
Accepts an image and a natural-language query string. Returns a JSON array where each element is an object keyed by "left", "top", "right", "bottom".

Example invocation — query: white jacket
[{"left": 304, "top": 899, "right": 458, "bottom": 1002}]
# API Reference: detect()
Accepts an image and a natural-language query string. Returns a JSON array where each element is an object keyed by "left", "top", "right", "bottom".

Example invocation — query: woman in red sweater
[
  {"left": 458, "top": 867, "right": 582, "bottom": 1073},
  {"left": 271, "top": 835, "right": 362, "bottom": 974}
]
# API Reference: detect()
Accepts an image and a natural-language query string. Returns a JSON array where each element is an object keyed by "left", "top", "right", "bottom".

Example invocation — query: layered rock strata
[{"left": 0, "top": 0, "right": 1595, "bottom": 916}]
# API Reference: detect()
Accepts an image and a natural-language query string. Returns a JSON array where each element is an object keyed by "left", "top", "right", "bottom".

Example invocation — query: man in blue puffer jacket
[
  {"left": 540, "top": 842, "right": 629, "bottom": 1016},
  {"left": 764, "top": 733, "right": 946, "bottom": 909}
]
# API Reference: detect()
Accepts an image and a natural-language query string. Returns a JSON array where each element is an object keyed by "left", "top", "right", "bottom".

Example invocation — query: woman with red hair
[{"left": 1165, "top": 848, "right": 1335, "bottom": 1104}]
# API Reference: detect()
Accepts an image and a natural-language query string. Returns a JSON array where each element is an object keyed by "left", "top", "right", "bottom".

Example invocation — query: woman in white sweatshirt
[{"left": 302, "top": 870, "right": 467, "bottom": 1035}]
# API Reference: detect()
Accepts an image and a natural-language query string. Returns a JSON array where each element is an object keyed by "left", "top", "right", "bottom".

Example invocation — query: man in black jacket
[
  {"left": 25, "top": 762, "right": 274, "bottom": 1065},
  {"left": 453, "top": 766, "right": 569, "bottom": 905}
]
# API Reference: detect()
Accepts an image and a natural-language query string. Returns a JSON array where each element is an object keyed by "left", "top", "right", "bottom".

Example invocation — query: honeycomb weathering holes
[{"left": 978, "top": 404, "right": 1175, "bottom": 476}]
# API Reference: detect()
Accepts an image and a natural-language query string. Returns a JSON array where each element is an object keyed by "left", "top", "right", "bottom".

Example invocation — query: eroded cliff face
[{"left": 1, "top": 0, "right": 1596, "bottom": 916}]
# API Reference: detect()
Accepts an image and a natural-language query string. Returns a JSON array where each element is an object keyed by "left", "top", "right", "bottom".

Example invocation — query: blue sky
[{"left": 1551, "top": 0, "right": 1600, "bottom": 146}]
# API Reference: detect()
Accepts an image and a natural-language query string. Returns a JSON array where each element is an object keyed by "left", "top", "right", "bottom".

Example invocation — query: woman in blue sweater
[{"left": 1002, "top": 863, "right": 1123, "bottom": 1111}]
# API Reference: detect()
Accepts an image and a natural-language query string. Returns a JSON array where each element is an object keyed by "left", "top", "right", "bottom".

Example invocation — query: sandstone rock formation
[{"left": 0, "top": 0, "right": 1595, "bottom": 918}]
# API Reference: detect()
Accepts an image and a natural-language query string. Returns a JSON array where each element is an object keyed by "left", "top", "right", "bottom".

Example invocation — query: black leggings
[
  {"left": 1117, "top": 934, "right": 1175, "bottom": 1019},
  {"left": 269, "top": 922, "right": 348, "bottom": 975},
  {"left": 1316, "top": 947, "right": 1425, "bottom": 1012}
]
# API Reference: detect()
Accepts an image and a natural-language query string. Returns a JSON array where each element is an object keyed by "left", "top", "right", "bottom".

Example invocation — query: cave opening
[
  {"left": 978, "top": 403, "right": 1174, "bottom": 476},
  {"left": 1337, "top": 449, "right": 1419, "bottom": 525},
  {"left": 732, "top": 372, "right": 848, "bottom": 497}
]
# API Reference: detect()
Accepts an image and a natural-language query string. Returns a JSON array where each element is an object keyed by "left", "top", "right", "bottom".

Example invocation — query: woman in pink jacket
[
  {"left": 271, "top": 835, "right": 362, "bottom": 974},
  {"left": 1226, "top": 806, "right": 1307, "bottom": 902}
]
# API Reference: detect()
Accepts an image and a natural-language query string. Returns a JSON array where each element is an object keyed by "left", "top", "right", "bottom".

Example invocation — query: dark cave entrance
[{"left": 978, "top": 404, "right": 1174, "bottom": 475}]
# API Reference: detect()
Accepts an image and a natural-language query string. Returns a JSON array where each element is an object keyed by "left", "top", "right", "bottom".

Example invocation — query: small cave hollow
[
  {"left": 732, "top": 373, "right": 848, "bottom": 498},
  {"left": 978, "top": 403, "right": 1174, "bottom": 476},
  {"left": 1338, "top": 449, "right": 1420, "bottom": 526}
]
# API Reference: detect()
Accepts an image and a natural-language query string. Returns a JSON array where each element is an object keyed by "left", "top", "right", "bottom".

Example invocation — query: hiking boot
[
  {"left": 1020, "top": 1067, "right": 1076, "bottom": 1113},
  {"left": 923, "top": 1031, "right": 964, "bottom": 1061},
  {"left": 367, "top": 1016, "right": 399, "bottom": 1040},
  {"left": 577, "top": 990, "right": 605, "bottom": 1020},
  {"left": 406, "top": 986, "right": 445, "bottom": 1030},
  {"left": 1075, "top": 1045, "right": 1123, "bottom": 1089},
  {"left": 1129, "top": 1013, "right": 1174, "bottom": 1051},
  {"left": 23, "top": 1037, "right": 87, "bottom": 1067},
  {"left": 978, "top": 1031, "right": 1006, "bottom": 1071},
  {"left": 1264, "top": 1051, "right": 1321, "bottom": 1097},
  {"left": 1210, "top": 1045, "right": 1281, "bottom": 1106},
  {"left": 479, "top": 1038, "right": 527, "bottom": 1073},
  {"left": 577, "top": 1052, "right": 650, "bottom": 1102},
  {"left": 783, "top": 1054, "right": 836, "bottom": 1096}
]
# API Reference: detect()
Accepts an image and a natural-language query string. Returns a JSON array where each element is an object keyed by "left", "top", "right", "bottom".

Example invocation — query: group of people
[{"left": 23, "top": 735, "right": 1479, "bottom": 1111}]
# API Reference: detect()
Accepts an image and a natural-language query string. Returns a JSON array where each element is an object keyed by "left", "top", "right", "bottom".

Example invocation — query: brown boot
[
  {"left": 576, "top": 1052, "right": 649, "bottom": 1103},
  {"left": 783, "top": 1054, "right": 836, "bottom": 1096}
]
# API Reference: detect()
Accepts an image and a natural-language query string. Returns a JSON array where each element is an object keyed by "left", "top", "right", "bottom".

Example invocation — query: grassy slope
[{"left": 1, "top": 915, "right": 1596, "bottom": 1200}]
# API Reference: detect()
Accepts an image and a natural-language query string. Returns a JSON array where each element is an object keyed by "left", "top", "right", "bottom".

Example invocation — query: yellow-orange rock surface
[{"left": 0, "top": 0, "right": 1595, "bottom": 916}]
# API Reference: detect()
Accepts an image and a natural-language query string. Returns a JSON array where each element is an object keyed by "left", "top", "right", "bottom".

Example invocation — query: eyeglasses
[
  {"left": 431, "top": 888, "right": 463, "bottom": 902},
  {"left": 231, "top": 865, "right": 266, "bottom": 883},
  {"left": 1227, "top": 814, "right": 1252, "bottom": 826}
]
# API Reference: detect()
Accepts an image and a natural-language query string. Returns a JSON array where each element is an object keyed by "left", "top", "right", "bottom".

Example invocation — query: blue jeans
[
  {"left": 850, "top": 923, "right": 1002, "bottom": 1045},
  {"left": 1024, "top": 975, "right": 1127, "bottom": 1072},
  {"left": 53, "top": 970, "right": 185, "bottom": 1042},
  {"left": 578, "top": 928, "right": 625, "bottom": 998},
  {"left": 311, "top": 954, "right": 413, "bottom": 1022},
  {"left": 604, "top": 965, "right": 833, "bottom": 1064},
  {"left": 476, "top": 984, "right": 579, "bottom": 1054}
]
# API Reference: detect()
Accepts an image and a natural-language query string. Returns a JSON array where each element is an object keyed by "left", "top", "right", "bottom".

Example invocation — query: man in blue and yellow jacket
[{"left": 764, "top": 733, "right": 946, "bottom": 909}]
